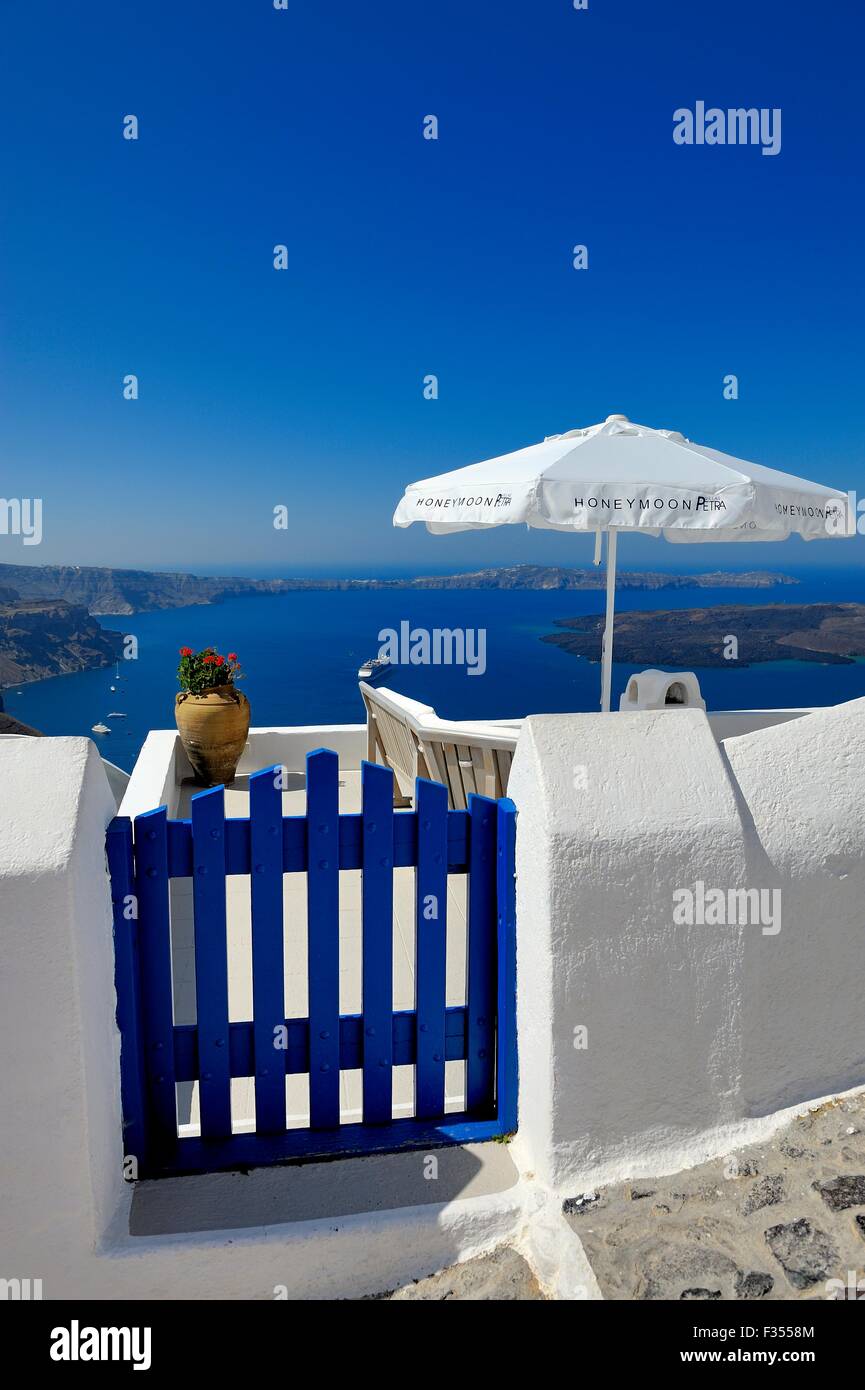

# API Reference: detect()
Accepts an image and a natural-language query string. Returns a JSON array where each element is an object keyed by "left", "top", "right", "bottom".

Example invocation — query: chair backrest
[
  {"left": 359, "top": 682, "right": 519, "bottom": 808},
  {"left": 414, "top": 724, "right": 517, "bottom": 808},
  {"left": 358, "top": 683, "right": 434, "bottom": 801}
]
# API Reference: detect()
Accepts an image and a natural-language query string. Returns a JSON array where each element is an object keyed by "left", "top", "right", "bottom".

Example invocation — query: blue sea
[{"left": 8, "top": 570, "right": 865, "bottom": 773}]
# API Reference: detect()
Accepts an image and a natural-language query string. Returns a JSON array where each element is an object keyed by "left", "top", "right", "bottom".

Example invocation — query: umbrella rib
[{"left": 655, "top": 433, "right": 756, "bottom": 485}]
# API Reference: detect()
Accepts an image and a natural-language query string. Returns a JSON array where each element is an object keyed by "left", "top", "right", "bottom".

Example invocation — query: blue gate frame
[{"left": 107, "top": 751, "right": 517, "bottom": 1179}]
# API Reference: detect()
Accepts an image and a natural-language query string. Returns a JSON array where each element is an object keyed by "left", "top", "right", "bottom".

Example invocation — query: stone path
[
  {"left": 563, "top": 1093, "right": 865, "bottom": 1300},
  {"left": 370, "top": 1246, "right": 546, "bottom": 1300}
]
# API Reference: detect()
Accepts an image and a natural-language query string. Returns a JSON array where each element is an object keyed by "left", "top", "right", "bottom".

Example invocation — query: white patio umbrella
[{"left": 393, "top": 413, "right": 852, "bottom": 711}]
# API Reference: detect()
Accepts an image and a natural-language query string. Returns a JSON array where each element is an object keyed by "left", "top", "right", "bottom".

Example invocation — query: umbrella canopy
[{"left": 393, "top": 414, "right": 851, "bottom": 710}]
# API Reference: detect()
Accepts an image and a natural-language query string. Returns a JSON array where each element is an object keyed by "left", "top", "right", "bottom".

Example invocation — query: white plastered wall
[
  {"left": 507, "top": 700, "right": 865, "bottom": 1192},
  {"left": 0, "top": 738, "right": 125, "bottom": 1279}
]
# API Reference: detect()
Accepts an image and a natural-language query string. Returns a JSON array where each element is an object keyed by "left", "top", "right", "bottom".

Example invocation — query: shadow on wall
[{"left": 129, "top": 1141, "right": 514, "bottom": 1237}]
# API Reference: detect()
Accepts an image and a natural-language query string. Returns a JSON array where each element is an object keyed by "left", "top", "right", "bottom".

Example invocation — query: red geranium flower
[{"left": 176, "top": 641, "right": 245, "bottom": 694}]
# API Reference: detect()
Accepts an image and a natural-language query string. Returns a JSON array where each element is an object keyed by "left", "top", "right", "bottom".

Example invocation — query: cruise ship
[{"left": 357, "top": 655, "right": 391, "bottom": 682}]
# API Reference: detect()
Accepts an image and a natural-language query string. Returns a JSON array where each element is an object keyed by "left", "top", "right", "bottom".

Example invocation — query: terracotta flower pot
[{"left": 175, "top": 683, "right": 250, "bottom": 786}]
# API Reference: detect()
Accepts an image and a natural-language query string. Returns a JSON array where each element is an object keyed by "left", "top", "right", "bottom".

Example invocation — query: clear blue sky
[{"left": 1, "top": 0, "right": 863, "bottom": 575}]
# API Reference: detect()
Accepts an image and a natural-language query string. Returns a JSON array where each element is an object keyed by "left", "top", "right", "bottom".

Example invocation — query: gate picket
[
  {"left": 134, "top": 805, "right": 177, "bottom": 1144},
  {"left": 306, "top": 749, "right": 341, "bottom": 1128},
  {"left": 466, "top": 794, "right": 497, "bottom": 1113},
  {"left": 361, "top": 760, "right": 394, "bottom": 1124},
  {"left": 414, "top": 777, "right": 448, "bottom": 1118},
  {"left": 191, "top": 786, "right": 232, "bottom": 1138},
  {"left": 249, "top": 767, "right": 287, "bottom": 1134}
]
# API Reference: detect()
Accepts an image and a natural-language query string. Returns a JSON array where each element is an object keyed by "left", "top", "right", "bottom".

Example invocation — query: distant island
[
  {"left": 543, "top": 603, "right": 865, "bottom": 668},
  {"left": 0, "top": 562, "right": 798, "bottom": 616},
  {"left": 0, "top": 598, "right": 123, "bottom": 685}
]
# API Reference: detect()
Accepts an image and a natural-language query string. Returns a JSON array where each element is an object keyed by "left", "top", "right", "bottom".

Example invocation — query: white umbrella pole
[{"left": 600, "top": 529, "right": 618, "bottom": 712}]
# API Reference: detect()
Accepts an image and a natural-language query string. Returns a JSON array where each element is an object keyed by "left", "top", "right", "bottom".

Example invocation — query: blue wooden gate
[{"left": 107, "top": 752, "right": 517, "bottom": 1178}]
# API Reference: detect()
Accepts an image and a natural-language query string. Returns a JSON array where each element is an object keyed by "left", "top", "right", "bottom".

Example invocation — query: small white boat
[
  {"left": 107, "top": 711, "right": 127, "bottom": 719},
  {"left": 357, "top": 656, "right": 391, "bottom": 682},
  {"left": 91, "top": 723, "right": 111, "bottom": 734}
]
